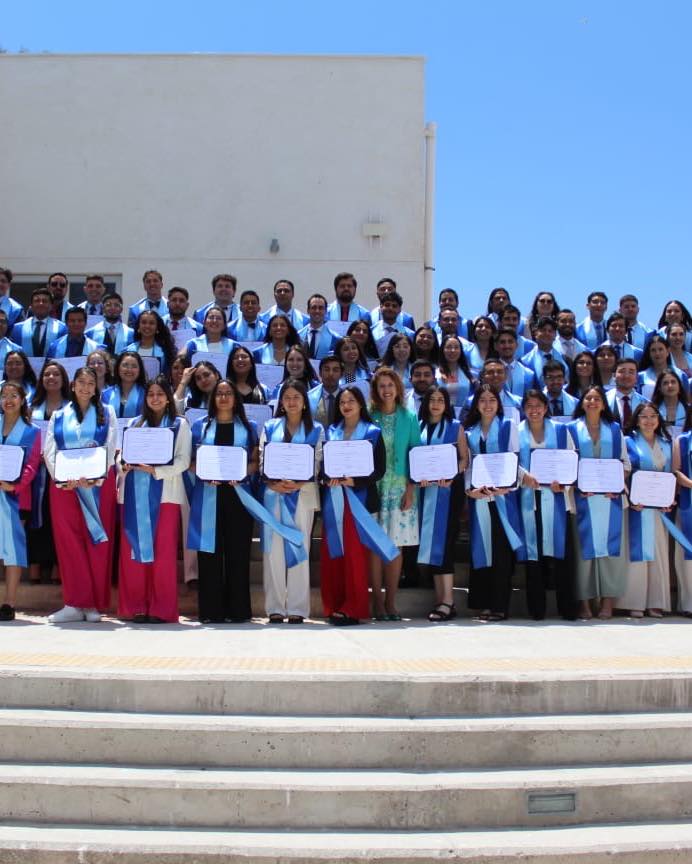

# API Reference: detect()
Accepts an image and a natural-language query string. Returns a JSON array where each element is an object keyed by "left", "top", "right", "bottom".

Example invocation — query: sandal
[
  {"left": 329, "top": 612, "right": 359, "bottom": 626},
  {"left": 384, "top": 613, "right": 402, "bottom": 622},
  {"left": 287, "top": 615, "right": 304, "bottom": 624},
  {"left": 268, "top": 614, "right": 284, "bottom": 624},
  {"left": 485, "top": 612, "right": 506, "bottom": 622},
  {"left": 428, "top": 603, "right": 457, "bottom": 622}
]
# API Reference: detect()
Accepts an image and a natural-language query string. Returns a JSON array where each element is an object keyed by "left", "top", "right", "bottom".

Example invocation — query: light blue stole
[
  {"left": 31, "top": 401, "right": 67, "bottom": 528},
  {"left": 517, "top": 419, "right": 568, "bottom": 561},
  {"left": 187, "top": 417, "right": 304, "bottom": 554},
  {"left": 436, "top": 372, "right": 471, "bottom": 407},
  {"left": 53, "top": 403, "right": 110, "bottom": 544},
  {"left": 123, "top": 415, "right": 181, "bottom": 563},
  {"left": 568, "top": 419, "right": 623, "bottom": 559},
  {"left": 416, "top": 419, "right": 461, "bottom": 566},
  {"left": 0, "top": 418, "right": 39, "bottom": 567},
  {"left": 102, "top": 384, "right": 144, "bottom": 418},
  {"left": 679, "top": 433, "right": 692, "bottom": 560},
  {"left": 321, "top": 421, "right": 398, "bottom": 563},
  {"left": 627, "top": 433, "right": 692, "bottom": 560},
  {"left": 261, "top": 418, "right": 321, "bottom": 567},
  {"left": 255, "top": 343, "right": 282, "bottom": 365},
  {"left": 192, "top": 335, "right": 234, "bottom": 356},
  {"left": 466, "top": 418, "right": 524, "bottom": 568}
]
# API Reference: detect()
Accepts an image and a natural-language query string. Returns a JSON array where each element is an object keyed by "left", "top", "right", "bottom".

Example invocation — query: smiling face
[
  {"left": 138, "top": 312, "right": 158, "bottom": 340},
  {"left": 667, "top": 324, "right": 686, "bottom": 350},
  {"left": 544, "top": 367, "right": 566, "bottom": 397},
  {"left": 231, "top": 349, "right": 252, "bottom": 376},
  {"left": 614, "top": 362, "right": 637, "bottom": 393},
  {"left": 582, "top": 387, "right": 605, "bottom": 417},
  {"left": 214, "top": 381, "right": 236, "bottom": 414},
  {"left": 42, "top": 364, "right": 64, "bottom": 393},
  {"left": 376, "top": 373, "right": 397, "bottom": 406},
  {"left": 240, "top": 293, "right": 260, "bottom": 322},
  {"left": 349, "top": 322, "right": 369, "bottom": 347},
  {"left": 72, "top": 370, "right": 97, "bottom": 403},
  {"left": 607, "top": 318, "right": 627, "bottom": 344},
  {"left": 4, "top": 354, "right": 26, "bottom": 383},
  {"left": 557, "top": 311, "right": 576, "bottom": 338},
  {"left": 145, "top": 383, "right": 168, "bottom": 416},
  {"left": 495, "top": 333, "right": 517, "bottom": 361},
  {"left": 411, "top": 365, "right": 434, "bottom": 395},
  {"left": 586, "top": 294, "right": 607, "bottom": 321},
  {"left": 269, "top": 316, "right": 289, "bottom": 341},
  {"left": 392, "top": 337, "right": 411, "bottom": 365},
  {"left": 524, "top": 395, "right": 548, "bottom": 425},
  {"left": 339, "top": 340, "right": 359, "bottom": 366},
  {"left": 575, "top": 354, "right": 594, "bottom": 380},
  {"left": 415, "top": 329, "right": 435, "bottom": 353},
  {"left": 118, "top": 356, "right": 141, "bottom": 384},
  {"left": 477, "top": 390, "right": 499, "bottom": 421},
  {"left": 286, "top": 349, "right": 306, "bottom": 378},
  {"left": 443, "top": 337, "right": 462, "bottom": 364},
  {"left": 320, "top": 360, "right": 342, "bottom": 390},
  {"left": 0, "top": 384, "right": 22, "bottom": 417},
  {"left": 665, "top": 302, "right": 683, "bottom": 325},
  {"left": 338, "top": 390, "right": 361, "bottom": 423},
  {"left": 636, "top": 405, "right": 661, "bottom": 436},
  {"left": 213, "top": 279, "right": 235, "bottom": 306},
  {"left": 273, "top": 282, "right": 294, "bottom": 311},
  {"left": 280, "top": 385, "right": 304, "bottom": 421},
  {"left": 427, "top": 389, "right": 446, "bottom": 421},
  {"left": 307, "top": 297, "right": 326, "bottom": 328},
  {"left": 203, "top": 309, "right": 226, "bottom": 337},
  {"left": 194, "top": 365, "right": 219, "bottom": 394},
  {"left": 473, "top": 319, "right": 493, "bottom": 342},
  {"left": 103, "top": 297, "right": 123, "bottom": 323},
  {"left": 482, "top": 362, "right": 506, "bottom": 391},
  {"left": 143, "top": 272, "right": 163, "bottom": 301}
]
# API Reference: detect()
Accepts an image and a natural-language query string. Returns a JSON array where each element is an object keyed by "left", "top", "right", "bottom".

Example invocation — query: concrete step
[
  {"left": 2, "top": 761, "right": 692, "bottom": 829},
  {"left": 3, "top": 708, "right": 692, "bottom": 769},
  {"left": 1, "top": 821, "right": 692, "bottom": 863},
  {"left": 4, "top": 668, "right": 692, "bottom": 717}
]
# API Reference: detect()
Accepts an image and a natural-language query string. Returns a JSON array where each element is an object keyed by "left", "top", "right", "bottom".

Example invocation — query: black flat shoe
[
  {"left": 268, "top": 614, "right": 285, "bottom": 624},
  {"left": 287, "top": 615, "right": 304, "bottom": 624},
  {"left": 0, "top": 604, "right": 15, "bottom": 622},
  {"left": 132, "top": 613, "right": 149, "bottom": 624}
]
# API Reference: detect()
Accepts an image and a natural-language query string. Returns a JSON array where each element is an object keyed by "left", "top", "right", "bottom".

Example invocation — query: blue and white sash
[
  {"left": 517, "top": 419, "right": 568, "bottom": 561},
  {"left": 0, "top": 418, "right": 39, "bottom": 566},
  {"left": 123, "top": 415, "right": 181, "bottom": 562},
  {"left": 102, "top": 384, "right": 144, "bottom": 418},
  {"left": 261, "top": 418, "right": 321, "bottom": 567},
  {"left": 466, "top": 418, "right": 524, "bottom": 568},
  {"left": 321, "top": 421, "right": 398, "bottom": 563},
  {"left": 679, "top": 433, "right": 692, "bottom": 560},
  {"left": 31, "top": 402, "right": 67, "bottom": 528},
  {"left": 187, "top": 417, "right": 304, "bottom": 554},
  {"left": 53, "top": 403, "right": 110, "bottom": 544},
  {"left": 568, "top": 419, "right": 623, "bottom": 559},
  {"left": 627, "top": 433, "right": 692, "bottom": 560},
  {"left": 416, "top": 419, "right": 460, "bottom": 566}
]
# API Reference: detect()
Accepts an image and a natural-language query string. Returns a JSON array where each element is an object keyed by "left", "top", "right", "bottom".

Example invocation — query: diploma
[
  {"left": 185, "top": 408, "right": 208, "bottom": 428},
  {"left": 171, "top": 328, "right": 197, "bottom": 351},
  {"left": 529, "top": 449, "right": 578, "bottom": 486},
  {"left": 263, "top": 442, "right": 314, "bottom": 481},
  {"left": 55, "top": 446, "right": 108, "bottom": 482},
  {"left": 326, "top": 321, "right": 351, "bottom": 338},
  {"left": 32, "top": 420, "right": 49, "bottom": 452},
  {"left": 577, "top": 458, "right": 625, "bottom": 494},
  {"left": 86, "top": 314, "right": 104, "bottom": 330},
  {"left": 323, "top": 439, "right": 374, "bottom": 479},
  {"left": 630, "top": 470, "right": 676, "bottom": 508},
  {"left": 409, "top": 443, "right": 458, "bottom": 482},
  {"left": 142, "top": 356, "right": 161, "bottom": 381},
  {"left": 471, "top": 452, "right": 518, "bottom": 488},
  {"left": 191, "top": 351, "right": 228, "bottom": 378},
  {"left": 55, "top": 357, "right": 89, "bottom": 382},
  {"left": 0, "top": 444, "right": 24, "bottom": 482},
  {"left": 28, "top": 358, "right": 45, "bottom": 379},
  {"left": 244, "top": 404, "right": 273, "bottom": 428},
  {"left": 196, "top": 445, "right": 248, "bottom": 482},
  {"left": 115, "top": 417, "right": 130, "bottom": 451},
  {"left": 122, "top": 426, "right": 174, "bottom": 465},
  {"left": 255, "top": 364, "right": 285, "bottom": 392},
  {"left": 239, "top": 340, "right": 265, "bottom": 353}
]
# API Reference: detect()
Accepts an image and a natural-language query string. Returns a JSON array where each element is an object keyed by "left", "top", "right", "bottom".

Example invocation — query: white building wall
[{"left": 1, "top": 54, "right": 426, "bottom": 321}]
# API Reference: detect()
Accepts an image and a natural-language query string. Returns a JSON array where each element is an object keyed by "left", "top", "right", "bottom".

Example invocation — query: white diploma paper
[
  {"left": 529, "top": 449, "right": 578, "bottom": 486},
  {"left": 630, "top": 470, "right": 676, "bottom": 509},
  {"left": 55, "top": 446, "right": 108, "bottom": 482},
  {"left": 172, "top": 328, "right": 197, "bottom": 352},
  {"left": 142, "top": 356, "right": 161, "bottom": 381},
  {"left": 244, "top": 404, "right": 273, "bottom": 428},
  {"left": 239, "top": 340, "right": 265, "bottom": 353},
  {"left": 471, "top": 452, "right": 518, "bottom": 488},
  {"left": 323, "top": 439, "right": 374, "bottom": 479},
  {"left": 409, "top": 443, "right": 458, "bottom": 482},
  {"left": 577, "top": 458, "right": 625, "bottom": 494},
  {"left": 122, "top": 427, "right": 174, "bottom": 465},
  {"left": 196, "top": 445, "right": 248, "bottom": 482},
  {"left": 263, "top": 442, "right": 314, "bottom": 481},
  {"left": 326, "top": 321, "right": 351, "bottom": 338},
  {"left": 255, "top": 364, "right": 285, "bottom": 392},
  {"left": 191, "top": 351, "right": 228, "bottom": 378},
  {"left": 0, "top": 444, "right": 25, "bottom": 482},
  {"left": 115, "top": 417, "right": 130, "bottom": 451},
  {"left": 86, "top": 314, "right": 104, "bottom": 330},
  {"left": 185, "top": 408, "right": 208, "bottom": 429}
]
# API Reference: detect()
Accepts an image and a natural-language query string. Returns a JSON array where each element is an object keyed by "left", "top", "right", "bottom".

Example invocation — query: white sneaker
[
  {"left": 48, "top": 606, "right": 85, "bottom": 624},
  {"left": 83, "top": 608, "right": 102, "bottom": 623}
]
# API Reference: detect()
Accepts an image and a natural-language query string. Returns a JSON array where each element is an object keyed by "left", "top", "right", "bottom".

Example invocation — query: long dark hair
[
  {"left": 639, "top": 334, "right": 671, "bottom": 371},
  {"left": 528, "top": 291, "right": 560, "bottom": 332},
  {"left": 658, "top": 300, "right": 692, "bottom": 331},
  {"left": 464, "top": 383, "right": 504, "bottom": 428},
  {"left": 0, "top": 381, "right": 32, "bottom": 424},
  {"left": 133, "top": 310, "right": 176, "bottom": 370},
  {"left": 114, "top": 351, "right": 147, "bottom": 389},
  {"left": 567, "top": 350, "right": 596, "bottom": 397},
  {"left": 274, "top": 378, "right": 314, "bottom": 433},
  {"left": 31, "top": 360, "right": 71, "bottom": 408},
  {"left": 418, "top": 383, "right": 454, "bottom": 425},
  {"left": 70, "top": 366, "right": 105, "bottom": 425},
  {"left": 381, "top": 333, "right": 413, "bottom": 368},
  {"left": 651, "top": 370, "right": 689, "bottom": 410},
  {"left": 263, "top": 314, "right": 300, "bottom": 347},
  {"left": 138, "top": 375, "right": 178, "bottom": 427},
  {"left": 205, "top": 378, "right": 254, "bottom": 438},
  {"left": 332, "top": 384, "right": 374, "bottom": 426},
  {"left": 187, "top": 360, "right": 221, "bottom": 408},
  {"left": 201, "top": 304, "right": 229, "bottom": 333},
  {"left": 4, "top": 350, "right": 37, "bottom": 389},
  {"left": 412, "top": 326, "right": 441, "bottom": 366},
  {"left": 281, "top": 344, "right": 318, "bottom": 389},
  {"left": 521, "top": 388, "right": 549, "bottom": 411},
  {"left": 226, "top": 345, "right": 261, "bottom": 388},
  {"left": 625, "top": 402, "right": 671, "bottom": 441},
  {"left": 593, "top": 344, "right": 618, "bottom": 387},
  {"left": 572, "top": 385, "right": 617, "bottom": 424},
  {"left": 438, "top": 335, "right": 473, "bottom": 379},
  {"left": 347, "top": 319, "right": 379, "bottom": 360},
  {"left": 335, "top": 336, "right": 370, "bottom": 374}
]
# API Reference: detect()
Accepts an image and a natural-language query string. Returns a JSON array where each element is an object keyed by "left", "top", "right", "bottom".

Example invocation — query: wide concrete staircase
[{"left": 1, "top": 667, "right": 692, "bottom": 860}]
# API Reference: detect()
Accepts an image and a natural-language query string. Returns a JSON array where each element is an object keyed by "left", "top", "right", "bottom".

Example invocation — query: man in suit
[
  {"left": 86, "top": 292, "right": 134, "bottom": 356},
  {"left": 602, "top": 312, "right": 644, "bottom": 364},
  {"left": 77, "top": 274, "right": 107, "bottom": 317},
  {"left": 326, "top": 272, "right": 371, "bottom": 325},
  {"left": 606, "top": 358, "right": 649, "bottom": 427},
  {"left": 405, "top": 360, "right": 435, "bottom": 415},
  {"left": 47, "top": 273, "right": 74, "bottom": 322},
  {"left": 542, "top": 361, "right": 579, "bottom": 419},
  {"left": 299, "top": 294, "right": 338, "bottom": 359},
  {"left": 308, "top": 356, "right": 344, "bottom": 428},
  {"left": 370, "top": 277, "right": 415, "bottom": 330},
  {"left": 47, "top": 307, "right": 99, "bottom": 358},
  {"left": 619, "top": 294, "right": 653, "bottom": 350},
  {"left": 163, "top": 286, "right": 203, "bottom": 335},
  {"left": 371, "top": 291, "right": 415, "bottom": 357},
  {"left": 127, "top": 269, "right": 168, "bottom": 328},
  {"left": 427, "top": 288, "right": 472, "bottom": 340},
  {"left": 260, "top": 279, "right": 309, "bottom": 330},
  {"left": 193, "top": 273, "right": 239, "bottom": 326},
  {"left": 521, "top": 317, "right": 570, "bottom": 386},
  {"left": 227, "top": 290, "right": 267, "bottom": 342},
  {"left": 554, "top": 309, "right": 587, "bottom": 361},
  {"left": 12, "top": 288, "right": 66, "bottom": 356},
  {"left": 0, "top": 267, "right": 25, "bottom": 328},
  {"left": 576, "top": 291, "right": 609, "bottom": 348},
  {"left": 493, "top": 328, "right": 536, "bottom": 398}
]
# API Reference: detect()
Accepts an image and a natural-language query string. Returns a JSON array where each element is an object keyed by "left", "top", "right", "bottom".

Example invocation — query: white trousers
[
  {"left": 618, "top": 516, "right": 671, "bottom": 612},
  {"left": 263, "top": 492, "right": 315, "bottom": 618}
]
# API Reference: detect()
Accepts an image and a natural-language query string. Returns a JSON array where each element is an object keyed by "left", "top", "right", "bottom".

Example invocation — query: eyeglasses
[{"left": 49, "top": 281, "right": 67, "bottom": 288}]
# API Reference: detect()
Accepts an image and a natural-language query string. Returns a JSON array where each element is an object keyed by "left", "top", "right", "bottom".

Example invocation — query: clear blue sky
[{"left": 3, "top": 0, "right": 690, "bottom": 325}]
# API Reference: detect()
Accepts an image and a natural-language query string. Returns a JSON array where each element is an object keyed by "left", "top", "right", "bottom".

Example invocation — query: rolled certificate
[
  {"left": 263, "top": 442, "right": 314, "bottom": 481},
  {"left": 629, "top": 470, "right": 676, "bottom": 509},
  {"left": 409, "top": 443, "right": 458, "bottom": 482},
  {"left": 529, "top": 449, "right": 578, "bottom": 486},
  {"left": 323, "top": 439, "right": 374, "bottom": 479},
  {"left": 55, "top": 446, "right": 108, "bottom": 482},
  {"left": 122, "top": 426, "right": 174, "bottom": 465},
  {"left": 196, "top": 445, "right": 247, "bottom": 482},
  {"left": 471, "top": 452, "right": 518, "bottom": 488},
  {"left": 577, "top": 457, "right": 625, "bottom": 494},
  {"left": 0, "top": 444, "right": 24, "bottom": 482}
]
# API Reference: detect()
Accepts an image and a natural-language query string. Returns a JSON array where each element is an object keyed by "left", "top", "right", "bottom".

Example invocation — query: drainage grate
[{"left": 527, "top": 792, "right": 577, "bottom": 814}]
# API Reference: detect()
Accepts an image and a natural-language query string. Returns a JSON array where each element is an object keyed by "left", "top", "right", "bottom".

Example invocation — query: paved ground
[{"left": 1, "top": 610, "right": 692, "bottom": 677}]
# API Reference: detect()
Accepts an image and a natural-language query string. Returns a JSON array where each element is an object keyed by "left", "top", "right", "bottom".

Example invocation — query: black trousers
[
  {"left": 197, "top": 487, "right": 253, "bottom": 622},
  {"left": 468, "top": 502, "right": 514, "bottom": 616},
  {"left": 525, "top": 502, "right": 577, "bottom": 621}
]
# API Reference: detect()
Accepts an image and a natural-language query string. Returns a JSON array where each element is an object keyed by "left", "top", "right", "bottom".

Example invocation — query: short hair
[
  {"left": 65, "top": 306, "right": 87, "bottom": 322},
  {"left": 587, "top": 291, "right": 608, "bottom": 304},
  {"left": 31, "top": 287, "right": 53, "bottom": 304},
  {"left": 439, "top": 288, "right": 458, "bottom": 303},
  {"left": 370, "top": 366, "right": 405, "bottom": 410},
  {"left": 542, "top": 360, "right": 566, "bottom": 378},
  {"left": 142, "top": 269, "right": 162, "bottom": 282},
  {"left": 619, "top": 294, "right": 639, "bottom": 306},
  {"left": 84, "top": 274, "right": 105, "bottom": 285},
  {"left": 380, "top": 291, "right": 403, "bottom": 308},
  {"left": 102, "top": 292, "right": 123, "bottom": 305},
  {"left": 212, "top": 273, "right": 237, "bottom": 290},
  {"left": 319, "top": 354, "right": 343, "bottom": 372},
  {"left": 168, "top": 286, "right": 189, "bottom": 300},
  {"left": 240, "top": 290, "right": 260, "bottom": 303},
  {"left": 494, "top": 327, "right": 518, "bottom": 343},
  {"left": 522, "top": 388, "right": 549, "bottom": 410},
  {"left": 615, "top": 357, "right": 638, "bottom": 372},
  {"left": 606, "top": 312, "right": 626, "bottom": 328},
  {"left": 48, "top": 272, "right": 68, "bottom": 286},
  {"left": 499, "top": 304, "right": 521, "bottom": 320},
  {"left": 558, "top": 308, "right": 575, "bottom": 317},
  {"left": 377, "top": 277, "right": 397, "bottom": 290},
  {"left": 307, "top": 293, "right": 328, "bottom": 309},
  {"left": 273, "top": 279, "right": 295, "bottom": 294},
  {"left": 333, "top": 272, "right": 357, "bottom": 290},
  {"left": 410, "top": 359, "right": 435, "bottom": 376},
  {"left": 0, "top": 267, "right": 12, "bottom": 283},
  {"left": 534, "top": 316, "right": 557, "bottom": 331}
]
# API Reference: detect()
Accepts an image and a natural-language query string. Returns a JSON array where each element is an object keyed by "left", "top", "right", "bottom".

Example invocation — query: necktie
[
  {"left": 544, "top": 353, "right": 552, "bottom": 361},
  {"left": 309, "top": 330, "right": 318, "bottom": 357},
  {"left": 622, "top": 395, "right": 632, "bottom": 426},
  {"left": 327, "top": 393, "right": 335, "bottom": 425},
  {"left": 627, "top": 327, "right": 633, "bottom": 344},
  {"left": 340, "top": 305, "right": 349, "bottom": 322},
  {"left": 89, "top": 305, "right": 97, "bottom": 315},
  {"left": 613, "top": 344, "right": 621, "bottom": 359},
  {"left": 107, "top": 324, "right": 116, "bottom": 350},
  {"left": 551, "top": 398, "right": 562, "bottom": 416},
  {"left": 171, "top": 321, "right": 179, "bottom": 331},
  {"left": 32, "top": 320, "right": 43, "bottom": 356}
]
